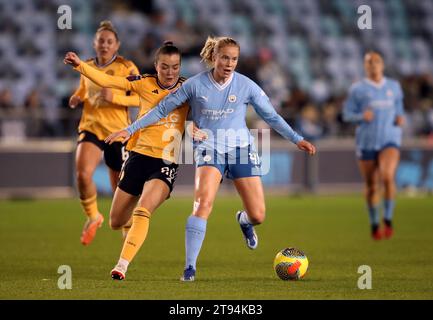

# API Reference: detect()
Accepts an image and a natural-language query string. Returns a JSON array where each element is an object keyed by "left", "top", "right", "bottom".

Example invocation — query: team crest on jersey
[
  {"left": 106, "top": 70, "right": 114, "bottom": 75},
  {"left": 228, "top": 95, "right": 237, "bottom": 103},
  {"left": 387, "top": 89, "right": 393, "bottom": 97}
]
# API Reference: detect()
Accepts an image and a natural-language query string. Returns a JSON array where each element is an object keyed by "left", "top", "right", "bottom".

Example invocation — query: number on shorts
[
  {"left": 121, "top": 147, "right": 129, "bottom": 162},
  {"left": 161, "top": 166, "right": 177, "bottom": 183}
]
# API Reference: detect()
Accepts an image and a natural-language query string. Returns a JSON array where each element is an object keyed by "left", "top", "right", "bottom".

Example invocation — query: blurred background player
[
  {"left": 103, "top": 36, "right": 316, "bottom": 281},
  {"left": 69, "top": 21, "right": 139, "bottom": 245},
  {"left": 343, "top": 51, "right": 405, "bottom": 240},
  {"left": 64, "top": 42, "right": 189, "bottom": 280}
]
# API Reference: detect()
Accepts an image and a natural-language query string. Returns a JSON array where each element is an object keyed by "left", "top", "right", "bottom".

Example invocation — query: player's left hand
[
  {"left": 297, "top": 139, "right": 316, "bottom": 155},
  {"left": 105, "top": 129, "right": 131, "bottom": 145},
  {"left": 395, "top": 115, "right": 405, "bottom": 127}
]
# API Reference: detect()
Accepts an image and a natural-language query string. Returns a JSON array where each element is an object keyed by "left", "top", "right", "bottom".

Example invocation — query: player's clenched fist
[{"left": 64, "top": 52, "right": 81, "bottom": 68}]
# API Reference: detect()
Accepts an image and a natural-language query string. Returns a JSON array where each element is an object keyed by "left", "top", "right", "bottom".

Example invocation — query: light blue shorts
[{"left": 195, "top": 145, "right": 262, "bottom": 179}]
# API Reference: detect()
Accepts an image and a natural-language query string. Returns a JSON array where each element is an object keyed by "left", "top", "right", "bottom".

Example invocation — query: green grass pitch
[{"left": 1, "top": 195, "right": 432, "bottom": 299}]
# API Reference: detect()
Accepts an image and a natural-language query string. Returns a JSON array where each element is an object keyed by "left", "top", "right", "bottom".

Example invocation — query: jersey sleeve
[
  {"left": 125, "top": 79, "right": 193, "bottom": 135},
  {"left": 343, "top": 84, "right": 364, "bottom": 123},
  {"left": 74, "top": 61, "right": 144, "bottom": 93},
  {"left": 112, "top": 94, "right": 140, "bottom": 107},
  {"left": 248, "top": 81, "right": 303, "bottom": 144},
  {"left": 72, "top": 75, "right": 86, "bottom": 100},
  {"left": 394, "top": 81, "right": 404, "bottom": 116}
]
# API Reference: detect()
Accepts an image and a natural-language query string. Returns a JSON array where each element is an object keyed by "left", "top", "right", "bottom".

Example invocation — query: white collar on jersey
[
  {"left": 95, "top": 54, "right": 117, "bottom": 68},
  {"left": 207, "top": 70, "right": 234, "bottom": 91},
  {"left": 364, "top": 77, "right": 386, "bottom": 89}
]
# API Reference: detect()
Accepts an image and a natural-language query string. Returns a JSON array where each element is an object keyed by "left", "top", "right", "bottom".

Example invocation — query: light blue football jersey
[
  {"left": 343, "top": 77, "right": 404, "bottom": 151},
  {"left": 126, "top": 70, "right": 303, "bottom": 153}
]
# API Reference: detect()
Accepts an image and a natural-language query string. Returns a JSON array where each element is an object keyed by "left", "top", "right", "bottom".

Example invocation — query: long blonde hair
[{"left": 200, "top": 36, "right": 240, "bottom": 67}]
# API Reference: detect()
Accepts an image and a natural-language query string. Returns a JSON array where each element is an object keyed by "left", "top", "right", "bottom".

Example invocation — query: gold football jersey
[
  {"left": 73, "top": 56, "right": 139, "bottom": 141},
  {"left": 75, "top": 62, "right": 189, "bottom": 163}
]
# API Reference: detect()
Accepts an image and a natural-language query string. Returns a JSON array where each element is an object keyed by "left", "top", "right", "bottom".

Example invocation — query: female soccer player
[
  {"left": 65, "top": 42, "right": 189, "bottom": 280},
  {"left": 99, "top": 36, "right": 316, "bottom": 281},
  {"left": 343, "top": 51, "right": 405, "bottom": 240},
  {"left": 69, "top": 21, "right": 139, "bottom": 246}
]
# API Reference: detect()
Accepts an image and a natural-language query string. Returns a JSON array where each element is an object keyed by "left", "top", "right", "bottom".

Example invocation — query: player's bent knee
[
  {"left": 193, "top": 199, "right": 214, "bottom": 216},
  {"left": 109, "top": 218, "right": 123, "bottom": 230},
  {"left": 109, "top": 212, "right": 128, "bottom": 230},
  {"left": 365, "top": 184, "right": 378, "bottom": 195},
  {"left": 382, "top": 175, "right": 394, "bottom": 185},
  {"left": 76, "top": 170, "right": 93, "bottom": 185}
]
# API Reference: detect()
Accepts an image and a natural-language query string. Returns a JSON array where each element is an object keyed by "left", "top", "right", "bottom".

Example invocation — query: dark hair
[{"left": 154, "top": 41, "right": 181, "bottom": 63}]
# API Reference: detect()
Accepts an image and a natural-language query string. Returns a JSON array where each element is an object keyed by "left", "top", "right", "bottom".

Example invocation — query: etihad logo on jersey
[
  {"left": 201, "top": 108, "right": 234, "bottom": 120},
  {"left": 370, "top": 99, "right": 393, "bottom": 109}
]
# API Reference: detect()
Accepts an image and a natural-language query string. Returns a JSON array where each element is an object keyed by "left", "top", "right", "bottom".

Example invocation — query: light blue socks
[
  {"left": 185, "top": 215, "right": 207, "bottom": 270},
  {"left": 384, "top": 199, "right": 395, "bottom": 222}
]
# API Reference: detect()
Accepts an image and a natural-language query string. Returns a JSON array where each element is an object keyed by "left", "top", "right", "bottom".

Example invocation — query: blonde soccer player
[
  {"left": 69, "top": 21, "right": 139, "bottom": 245},
  {"left": 102, "top": 37, "right": 316, "bottom": 281}
]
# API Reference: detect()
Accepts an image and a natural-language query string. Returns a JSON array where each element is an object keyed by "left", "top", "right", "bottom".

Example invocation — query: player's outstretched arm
[
  {"left": 122, "top": 82, "right": 191, "bottom": 135},
  {"left": 101, "top": 88, "right": 140, "bottom": 107},
  {"left": 104, "top": 95, "right": 181, "bottom": 143},
  {"left": 64, "top": 52, "right": 135, "bottom": 92},
  {"left": 249, "top": 82, "right": 305, "bottom": 144}
]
